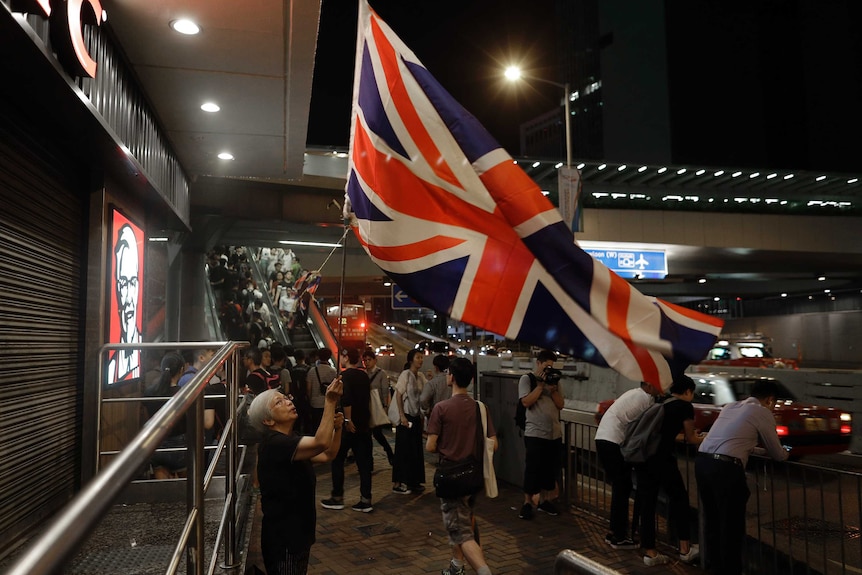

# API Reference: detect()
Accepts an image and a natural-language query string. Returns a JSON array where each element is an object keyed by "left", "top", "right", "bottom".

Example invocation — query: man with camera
[{"left": 518, "top": 349, "right": 564, "bottom": 519}]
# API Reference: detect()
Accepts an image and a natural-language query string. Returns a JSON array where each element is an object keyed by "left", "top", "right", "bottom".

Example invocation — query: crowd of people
[{"left": 142, "top": 330, "right": 786, "bottom": 575}]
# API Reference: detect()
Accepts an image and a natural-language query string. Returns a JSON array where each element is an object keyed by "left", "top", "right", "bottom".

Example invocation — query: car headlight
[{"left": 840, "top": 412, "right": 852, "bottom": 422}]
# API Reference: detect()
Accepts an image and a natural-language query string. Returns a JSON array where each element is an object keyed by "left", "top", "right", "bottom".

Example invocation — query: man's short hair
[
  {"left": 669, "top": 374, "right": 696, "bottom": 395},
  {"left": 346, "top": 348, "right": 361, "bottom": 365},
  {"left": 751, "top": 379, "right": 780, "bottom": 400},
  {"left": 317, "top": 347, "right": 332, "bottom": 362},
  {"left": 271, "top": 347, "right": 287, "bottom": 363},
  {"left": 536, "top": 349, "right": 557, "bottom": 363},
  {"left": 362, "top": 349, "right": 376, "bottom": 360},
  {"left": 448, "top": 357, "right": 473, "bottom": 389},
  {"left": 432, "top": 354, "right": 450, "bottom": 372},
  {"left": 294, "top": 348, "right": 306, "bottom": 362},
  {"left": 248, "top": 389, "right": 280, "bottom": 432}
]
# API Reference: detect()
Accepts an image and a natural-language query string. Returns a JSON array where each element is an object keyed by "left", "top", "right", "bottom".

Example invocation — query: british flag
[{"left": 344, "top": 1, "right": 723, "bottom": 388}]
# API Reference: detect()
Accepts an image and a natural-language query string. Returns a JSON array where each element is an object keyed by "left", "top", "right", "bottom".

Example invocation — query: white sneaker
[
  {"left": 680, "top": 544, "right": 699, "bottom": 564},
  {"left": 643, "top": 553, "right": 671, "bottom": 567}
]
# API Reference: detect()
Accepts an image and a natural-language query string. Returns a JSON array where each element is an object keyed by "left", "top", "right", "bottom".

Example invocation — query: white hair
[{"left": 248, "top": 389, "right": 280, "bottom": 432}]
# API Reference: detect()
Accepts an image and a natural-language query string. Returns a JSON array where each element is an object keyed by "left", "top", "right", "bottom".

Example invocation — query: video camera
[{"left": 542, "top": 366, "right": 563, "bottom": 385}]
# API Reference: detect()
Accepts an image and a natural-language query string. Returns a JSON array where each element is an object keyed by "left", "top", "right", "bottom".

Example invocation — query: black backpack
[
  {"left": 289, "top": 364, "right": 311, "bottom": 399},
  {"left": 514, "top": 373, "right": 538, "bottom": 431}
]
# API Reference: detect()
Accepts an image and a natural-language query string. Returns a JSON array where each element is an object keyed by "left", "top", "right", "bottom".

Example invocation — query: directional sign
[
  {"left": 391, "top": 284, "right": 425, "bottom": 309},
  {"left": 583, "top": 248, "right": 667, "bottom": 279}
]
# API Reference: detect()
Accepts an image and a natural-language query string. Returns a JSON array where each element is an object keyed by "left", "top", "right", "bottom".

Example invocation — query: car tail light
[
  {"left": 841, "top": 425, "right": 852, "bottom": 435},
  {"left": 775, "top": 425, "right": 789, "bottom": 436}
]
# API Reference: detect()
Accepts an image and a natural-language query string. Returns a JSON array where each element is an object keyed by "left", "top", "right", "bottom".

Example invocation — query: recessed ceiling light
[
  {"left": 170, "top": 19, "right": 200, "bottom": 35},
  {"left": 713, "top": 297, "right": 720, "bottom": 302},
  {"left": 714, "top": 170, "right": 724, "bottom": 177},
  {"left": 201, "top": 102, "right": 220, "bottom": 112},
  {"left": 218, "top": 152, "right": 234, "bottom": 160},
  {"left": 781, "top": 293, "right": 787, "bottom": 297},
  {"left": 698, "top": 278, "right": 707, "bottom": 284},
  {"left": 818, "top": 276, "right": 826, "bottom": 281}
]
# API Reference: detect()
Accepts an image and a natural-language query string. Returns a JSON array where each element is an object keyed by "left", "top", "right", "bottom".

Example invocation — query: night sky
[{"left": 307, "top": 0, "right": 559, "bottom": 154}]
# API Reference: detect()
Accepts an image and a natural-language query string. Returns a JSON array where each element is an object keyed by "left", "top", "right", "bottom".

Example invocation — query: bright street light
[{"left": 503, "top": 65, "right": 571, "bottom": 168}]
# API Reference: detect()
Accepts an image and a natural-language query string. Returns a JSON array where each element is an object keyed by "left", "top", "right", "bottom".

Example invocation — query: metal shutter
[{"left": 0, "top": 114, "right": 86, "bottom": 555}]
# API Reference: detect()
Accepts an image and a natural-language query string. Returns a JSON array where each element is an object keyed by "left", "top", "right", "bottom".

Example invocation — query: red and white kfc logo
[{"left": 14, "top": 0, "right": 107, "bottom": 78}]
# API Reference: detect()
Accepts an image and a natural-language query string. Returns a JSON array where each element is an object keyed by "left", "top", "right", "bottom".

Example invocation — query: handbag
[
  {"left": 433, "top": 403, "right": 484, "bottom": 499},
  {"left": 476, "top": 401, "right": 498, "bottom": 498},
  {"left": 369, "top": 389, "right": 389, "bottom": 428},
  {"left": 388, "top": 393, "right": 401, "bottom": 426}
]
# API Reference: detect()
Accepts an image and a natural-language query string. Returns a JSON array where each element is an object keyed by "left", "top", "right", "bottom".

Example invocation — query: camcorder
[{"left": 542, "top": 366, "right": 563, "bottom": 385}]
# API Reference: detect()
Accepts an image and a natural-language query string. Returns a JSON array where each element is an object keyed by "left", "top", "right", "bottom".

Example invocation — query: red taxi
[
  {"left": 595, "top": 373, "right": 852, "bottom": 457},
  {"left": 700, "top": 336, "right": 798, "bottom": 369}
]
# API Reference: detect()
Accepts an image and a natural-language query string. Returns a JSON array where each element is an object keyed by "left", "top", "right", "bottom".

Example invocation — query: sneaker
[
  {"left": 441, "top": 562, "right": 466, "bottom": 575},
  {"left": 518, "top": 503, "right": 534, "bottom": 520},
  {"left": 680, "top": 544, "right": 700, "bottom": 564},
  {"left": 351, "top": 501, "right": 373, "bottom": 513},
  {"left": 392, "top": 485, "right": 412, "bottom": 495},
  {"left": 537, "top": 500, "right": 559, "bottom": 516},
  {"left": 604, "top": 534, "right": 639, "bottom": 550},
  {"left": 320, "top": 498, "right": 344, "bottom": 510},
  {"left": 643, "top": 553, "right": 671, "bottom": 567},
  {"left": 409, "top": 484, "right": 426, "bottom": 494}
]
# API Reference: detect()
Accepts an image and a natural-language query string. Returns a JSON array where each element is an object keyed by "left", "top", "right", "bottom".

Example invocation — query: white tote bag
[
  {"left": 369, "top": 389, "right": 390, "bottom": 428},
  {"left": 477, "top": 401, "right": 498, "bottom": 498}
]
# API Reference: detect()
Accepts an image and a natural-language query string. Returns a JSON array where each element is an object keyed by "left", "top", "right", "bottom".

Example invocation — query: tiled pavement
[{"left": 244, "top": 445, "right": 702, "bottom": 575}]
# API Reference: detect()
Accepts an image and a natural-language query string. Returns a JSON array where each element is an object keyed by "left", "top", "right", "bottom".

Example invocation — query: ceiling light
[
  {"left": 657, "top": 167, "right": 667, "bottom": 174},
  {"left": 714, "top": 170, "right": 724, "bottom": 177},
  {"left": 638, "top": 166, "right": 647, "bottom": 172},
  {"left": 781, "top": 293, "right": 787, "bottom": 297},
  {"left": 149, "top": 237, "right": 169, "bottom": 242},
  {"left": 749, "top": 172, "right": 760, "bottom": 178},
  {"left": 824, "top": 289, "right": 831, "bottom": 293},
  {"left": 554, "top": 162, "right": 563, "bottom": 169},
  {"left": 696, "top": 169, "right": 705, "bottom": 176},
  {"left": 816, "top": 175, "right": 827, "bottom": 182},
  {"left": 677, "top": 168, "right": 686, "bottom": 175},
  {"left": 597, "top": 163, "right": 607, "bottom": 170},
  {"left": 279, "top": 240, "right": 342, "bottom": 248},
  {"left": 531, "top": 161, "right": 540, "bottom": 168},
  {"left": 217, "top": 152, "right": 234, "bottom": 160},
  {"left": 731, "top": 171, "right": 742, "bottom": 177},
  {"left": 766, "top": 173, "right": 777, "bottom": 179},
  {"left": 698, "top": 278, "right": 706, "bottom": 284},
  {"left": 383, "top": 282, "right": 392, "bottom": 287},
  {"left": 783, "top": 174, "right": 794, "bottom": 180},
  {"left": 201, "top": 102, "right": 220, "bottom": 112},
  {"left": 713, "top": 297, "right": 720, "bottom": 302},
  {"left": 576, "top": 163, "right": 585, "bottom": 170},
  {"left": 170, "top": 19, "right": 200, "bottom": 35},
  {"left": 818, "top": 276, "right": 826, "bottom": 281},
  {"left": 848, "top": 178, "right": 859, "bottom": 184},
  {"left": 618, "top": 165, "right": 627, "bottom": 171}
]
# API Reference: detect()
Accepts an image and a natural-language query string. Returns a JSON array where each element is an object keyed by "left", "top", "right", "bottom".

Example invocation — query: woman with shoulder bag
[{"left": 391, "top": 349, "right": 427, "bottom": 494}]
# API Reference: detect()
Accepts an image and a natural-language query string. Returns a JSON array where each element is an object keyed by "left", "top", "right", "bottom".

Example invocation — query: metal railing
[
  {"left": 554, "top": 550, "right": 621, "bottom": 575},
  {"left": 6, "top": 340, "right": 249, "bottom": 575},
  {"left": 562, "top": 415, "right": 862, "bottom": 575}
]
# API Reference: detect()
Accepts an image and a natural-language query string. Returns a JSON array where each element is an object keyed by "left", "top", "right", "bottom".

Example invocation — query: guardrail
[
  {"left": 7, "top": 341, "right": 249, "bottom": 575},
  {"left": 554, "top": 550, "right": 621, "bottom": 574},
  {"left": 562, "top": 414, "right": 862, "bottom": 575}
]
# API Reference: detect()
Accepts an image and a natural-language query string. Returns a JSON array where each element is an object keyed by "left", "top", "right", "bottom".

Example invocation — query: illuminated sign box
[{"left": 584, "top": 248, "right": 667, "bottom": 279}]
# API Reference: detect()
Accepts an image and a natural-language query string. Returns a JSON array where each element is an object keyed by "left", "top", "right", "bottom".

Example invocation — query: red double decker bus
[{"left": 325, "top": 303, "right": 367, "bottom": 352}]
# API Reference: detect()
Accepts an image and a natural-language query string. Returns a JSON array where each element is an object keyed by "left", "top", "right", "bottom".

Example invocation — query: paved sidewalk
[{"left": 245, "top": 445, "right": 702, "bottom": 575}]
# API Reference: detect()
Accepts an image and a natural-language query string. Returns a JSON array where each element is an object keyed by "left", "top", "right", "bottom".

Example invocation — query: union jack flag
[{"left": 343, "top": 0, "right": 723, "bottom": 388}]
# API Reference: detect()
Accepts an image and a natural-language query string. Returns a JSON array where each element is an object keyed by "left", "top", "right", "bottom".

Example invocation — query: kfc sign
[{"left": 14, "top": 0, "right": 107, "bottom": 78}]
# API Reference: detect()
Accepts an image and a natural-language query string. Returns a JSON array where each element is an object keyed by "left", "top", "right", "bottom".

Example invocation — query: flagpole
[
  {"left": 563, "top": 82, "right": 571, "bottom": 169},
  {"left": 337, "top": 225, "right": 347, "bottom": 351}
]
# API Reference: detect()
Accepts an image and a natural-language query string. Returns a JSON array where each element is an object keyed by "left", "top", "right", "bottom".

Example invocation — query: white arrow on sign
[{"left": 394, "top": 290, "right": 409, "bottom": 303}]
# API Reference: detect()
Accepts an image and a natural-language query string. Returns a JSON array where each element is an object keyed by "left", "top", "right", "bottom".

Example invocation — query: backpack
[
  {"left": 289, "top": 364, "right": 311, "bottom": 400},
  {"left": 253, "top": 370, "right": 281, "bottom": 391},
  {"left": 619, "top": 397, "right": 677, "bottom": 463},
  {"left": 514, "top": 373, "right": 538, "bottom": 431}
]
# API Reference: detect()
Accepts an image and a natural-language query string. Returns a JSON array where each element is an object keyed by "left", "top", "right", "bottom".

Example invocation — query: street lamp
[{"left": 504, "top": 66, "right": 572, "bottom": 169}]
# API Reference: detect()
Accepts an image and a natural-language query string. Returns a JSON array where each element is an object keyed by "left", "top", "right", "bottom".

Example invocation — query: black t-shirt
[
  {"left": 341, "top": 367, "right": 371, "bottom": 433},
  {"left": 656, "top": 398, "right": 694, "bottom": 458},
  {"left": 257, "top": 431, "right": 317, "bottom": 552}
]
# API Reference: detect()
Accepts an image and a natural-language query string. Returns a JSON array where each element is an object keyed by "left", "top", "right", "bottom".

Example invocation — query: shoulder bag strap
[{"left": 474, "top": 402, "right": 484, "bottom": 472}]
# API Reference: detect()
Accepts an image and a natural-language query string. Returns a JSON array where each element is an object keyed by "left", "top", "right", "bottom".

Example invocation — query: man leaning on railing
[{"left": 695, "top": 379, "right": 789, "bottom": 575}]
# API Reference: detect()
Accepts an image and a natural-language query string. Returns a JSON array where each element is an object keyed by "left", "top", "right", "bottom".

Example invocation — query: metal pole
[
  {"left": 563, "top": 82, "right": 572, "bottom": 169},
  {"left": 337, "top": 226, "right": 348, "bottom": 349},
  {"left": 223, "top": 352, "right": 239, "bottom": 568}
]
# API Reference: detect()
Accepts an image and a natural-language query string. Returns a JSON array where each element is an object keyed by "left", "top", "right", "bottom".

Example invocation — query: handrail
[
  {"left": 554, "top": 550, "right": 621, "bottom": 574},
  {"left": 307, "top": 295, "right": 339, "bottom": 359},
  {"left": 6, "top": 340, "right": 248, "bottom": 575}
]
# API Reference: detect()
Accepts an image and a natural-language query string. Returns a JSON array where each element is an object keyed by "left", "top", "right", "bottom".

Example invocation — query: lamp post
[{"left": 504, "top": 66, "right": 571, "bottom": 168}]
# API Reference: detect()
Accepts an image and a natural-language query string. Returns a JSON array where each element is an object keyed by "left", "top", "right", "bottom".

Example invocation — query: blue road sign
[
  {"left": 391, "top": 284, "right": 425, "bottom": 309},
  {"left": 583, "top": 248, "right": 667, "bottom": 279}
]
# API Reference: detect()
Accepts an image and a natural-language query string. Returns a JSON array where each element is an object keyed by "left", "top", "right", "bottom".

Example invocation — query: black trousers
[
  {"left": 595, "top": 439, "right": 634, "bottom": 539},
  {"left": 695, "top": 455, "right": 750, "bottom": 575},
  {"left": 331, "top": 430, "right": 373, "bottom": 501},
  {"left": 635, "top": 454, "right": 691, "bottom": 550}
]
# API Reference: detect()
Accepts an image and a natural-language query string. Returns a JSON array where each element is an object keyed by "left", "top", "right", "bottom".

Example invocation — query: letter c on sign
[{"left": 50, "top": 0, "right": 106, "bottom": 78}]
